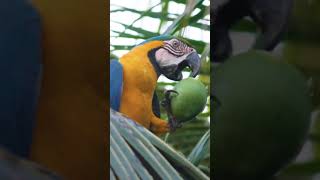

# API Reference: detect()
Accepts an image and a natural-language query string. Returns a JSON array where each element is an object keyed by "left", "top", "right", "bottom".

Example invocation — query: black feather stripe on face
[{"left": 163, "top": 39, "right": 190, "bottom": 57}]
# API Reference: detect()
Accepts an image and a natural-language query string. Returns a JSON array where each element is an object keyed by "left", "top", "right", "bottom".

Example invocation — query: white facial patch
[{"left": 155, "top": 48, "right": 189, "bottom": 68}]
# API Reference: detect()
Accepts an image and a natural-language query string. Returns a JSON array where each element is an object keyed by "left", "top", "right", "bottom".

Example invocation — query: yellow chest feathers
[{"left": 119, "top": 41, "right": 163, "bottom": 94}]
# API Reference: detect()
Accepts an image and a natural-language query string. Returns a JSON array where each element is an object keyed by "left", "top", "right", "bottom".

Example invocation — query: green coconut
[
  {"left": 171, "top": 77, "right": 207, "bottom": 123},
  {"left": 212, "top": 50, "right": 312, "bottom": 180}
]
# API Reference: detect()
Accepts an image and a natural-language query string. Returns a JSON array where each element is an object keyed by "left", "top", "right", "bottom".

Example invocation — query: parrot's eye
[
  {"left": 172, "top": 40, "right": 179, "bottom": 48},
  {"left": 162, "top": 39, "right": 189, "bottom": 57}
]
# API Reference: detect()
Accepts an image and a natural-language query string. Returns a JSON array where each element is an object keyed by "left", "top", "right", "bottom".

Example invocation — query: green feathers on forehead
[{"left": 137, "top": 35, "right": 193, "bottom": 47}]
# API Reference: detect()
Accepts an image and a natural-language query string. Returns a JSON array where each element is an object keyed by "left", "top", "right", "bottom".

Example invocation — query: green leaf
[
  {"left": 188, "top": 130, "right": 210, "bottom": 166},
  {"left": 283, "top": 160, "right": 320, "bottom": 175},
  {"left": 164, "top": 0, "right": 205, "bottom": 35},
  {"left": 110, "top": 110, "right": 209, "bottom": 179}
]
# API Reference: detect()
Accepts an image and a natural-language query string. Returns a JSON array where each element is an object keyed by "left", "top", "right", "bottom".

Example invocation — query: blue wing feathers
[
  {"left": 110, "top": 60, "right": 123, "bottom": 111},
  {"left": 0, "top": 0, "right": 42, "bottom": 157}
]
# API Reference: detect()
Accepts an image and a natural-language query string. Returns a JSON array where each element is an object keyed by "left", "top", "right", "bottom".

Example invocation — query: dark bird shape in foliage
[{"left": 212, "top": 0, "right": 293, "bottom": 62}]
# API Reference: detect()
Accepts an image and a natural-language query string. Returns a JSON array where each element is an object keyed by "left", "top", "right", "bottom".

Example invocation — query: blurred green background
[{"left": 227, "top": 0, "right": 320, "bottom": 179}]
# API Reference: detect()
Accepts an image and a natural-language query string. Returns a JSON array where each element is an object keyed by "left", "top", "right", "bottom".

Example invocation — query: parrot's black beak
[
  {"left": 185, "top": 51, "right": 201, "bottom": 78},
  {"left": 162, "top": 52, "right": 201, "bottom": 81}
]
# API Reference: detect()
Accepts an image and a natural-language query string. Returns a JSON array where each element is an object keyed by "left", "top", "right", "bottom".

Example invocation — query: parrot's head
[{"left": 138, "top": 36, "right": 201, "bottom": 81}]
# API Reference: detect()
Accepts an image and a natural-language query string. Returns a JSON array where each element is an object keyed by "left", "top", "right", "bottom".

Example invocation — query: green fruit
[
  {"left": 212, "top": 50, "right": 312, "bottom": 180},
  {"left": 171, "top": 77, "right": 207, "bottom": 123}
]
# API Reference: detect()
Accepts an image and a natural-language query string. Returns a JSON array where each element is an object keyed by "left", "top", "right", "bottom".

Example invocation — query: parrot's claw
[
  {"left": 161, "top": 90, "right": 180, "bottom": 132},
  {"left": 168, "top": 117, "right": 181, "bottom": 132},
  {"left": 162, "top": 90, "right": 179, "bottom": 104}
]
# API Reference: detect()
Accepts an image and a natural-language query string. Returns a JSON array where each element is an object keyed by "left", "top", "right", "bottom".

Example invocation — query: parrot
[
  {"left": 110, "top": 36, "right": 201, "bottom": 135},
  {"left": 212, "top": 0, "right": 293, "bottom": 62},
  {"left": 0, "top": 0, "right": 42, "bottom": 158}
]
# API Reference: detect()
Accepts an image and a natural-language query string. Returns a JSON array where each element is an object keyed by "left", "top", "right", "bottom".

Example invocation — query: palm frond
[
  {"left": 188, "top": 130, "right": 210, "bottom": 166},
  {"left": 110, "top": 109, "right": 209, "bottom": 180}
]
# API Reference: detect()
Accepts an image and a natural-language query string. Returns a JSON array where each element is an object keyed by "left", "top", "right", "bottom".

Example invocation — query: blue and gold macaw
[{"left": 110, "top": 36, "right": 201, "bottom": 134}]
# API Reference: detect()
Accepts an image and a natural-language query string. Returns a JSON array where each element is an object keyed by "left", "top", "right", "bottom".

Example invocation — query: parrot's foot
[
  {"left": 161, "top": 90, "right": 181, "bottom": 132},
  {"left": 168, "top": 117, "right": 182, "bottom": 132},
  {"left": 150, "top": 119, "right": 169, "bottom": 135}
]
